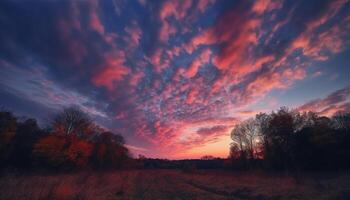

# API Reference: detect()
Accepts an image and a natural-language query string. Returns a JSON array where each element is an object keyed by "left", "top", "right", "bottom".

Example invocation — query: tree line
[
  {"left": 0, "top": 107, "right": 130, "bottom": 171},
  {"left": 1, "top": 106, "right": 349, "bottom": 172},
  {"left": 229, "top": 107, "right": 350, "bottom": 171}
]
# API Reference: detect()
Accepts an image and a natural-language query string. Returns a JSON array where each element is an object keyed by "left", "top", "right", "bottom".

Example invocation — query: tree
[
  {"left": 263, "top": 107, "right": 296, "bottom": 170},
  {"left": 0, "top": 111, "right": 17, "bottom": 166},
  {"left": 230, "top": 123, "right": 248, "bottom": 157},
  {"left": 10, "top": 118, "right": 42, "bottom": 168},
  {"left": 201, "top": 155, "right": 215, "bottom": 160},
  {"left": 229, "top": 145, "right": 241, "bottom": 159},
  {"left": 91, "top": 131, "right": 129, "bottom": 169},
  {"left": 65, "top": 136, "right": 93, "bottom": 168},
  {"left": 241, "top": 118, "right": 262, "bottom": 159},
  {"left": 231, "top": 118, "right": 262, "bottom": 160},
  {"left": 333, "top": 112, "right": 350, "bottom": 130},
  {"left": 230, "top": 124, "right": 250, "bottom": 169},
  {"left": 52, "top": 107, "right": 93, "bottom": 138},
  {"left": 33, "top": 135, "right": 69, "bottom": 168},
  {"left": 0, "top": 107, "right": 131, "bottom": 170}
]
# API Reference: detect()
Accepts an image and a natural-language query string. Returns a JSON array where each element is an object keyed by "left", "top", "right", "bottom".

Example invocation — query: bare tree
[
  {"left": 230, "top": 123, "right": 249, "bottom": 157},
  {"left": 231, "top": 118, "right": 262, "bottom": 160},
  {"left": 241, "top": 118, "right": 258, "bottom": 159},
  {"left": 52, "top": 107, "right": 93, "bottom": 137},
  {"left": 333, "top": 111, "right": 350, "bottom": 130}
]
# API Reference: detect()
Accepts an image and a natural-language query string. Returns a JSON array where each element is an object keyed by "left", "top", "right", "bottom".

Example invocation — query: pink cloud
[
  {"left": 158, "top": 0, "right": 192, "bottom": 42},
  {"left": 196, "top": 125, "right": 228, "bottom": 136},
  {"left": 130, "top": 0, "right": 349, "bottom": 158},
  {"left": 186, "top": 48, "right": 211, "bottom": 78},
  {"left": 252, "top": 0, "right": 283, "bottom": 14},
  {"left": 184, "top": 28, "right": 216, "bottom": 54},
  {"left": 129, "top": 70, "right": 145, "bottom": 87},
  {"left": 159, "top": 21, "right": 177, "bottom": 42},
  {"left": 186, "top": 88, "right": 199, "bottom": 104},
  {"left": 92, "top": 51, "right": 130, "bottom": 91},
  {"left": 196, "top": 0, "right": 216, "bottom": 13},
  {"left": 285, "top": 1, "right": 347, "bottom": 61},
  {"left": 298, "top": 86, "right": 350, "bottom": 116},
  {"left": 312, "top": 71, "right": 322, "bottom": 78},
  {"left": 88, "top": 1, "right": 104, "bottom": 35},
  {"left": 212, "top": 18, "right": 260, "bottom": 71},
  {"left": 160, "top": 0, "right": 192, "bottom": 21},
  {"left": 149, "top": 48, "right": 172, "bottom": 73},
  {"left": 232, "top": 67, "right": 306, "bottom": 107},
  {"left": 185, "top": 4, "right": 265, "bottom": 78},
  {"left": 124, "top": 21, "right": 142, "bottom": 49}
]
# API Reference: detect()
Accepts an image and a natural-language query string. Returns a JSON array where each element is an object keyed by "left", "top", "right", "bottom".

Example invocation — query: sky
[{"left": 0, "top": 0, "right": 350, "bottom": 159}]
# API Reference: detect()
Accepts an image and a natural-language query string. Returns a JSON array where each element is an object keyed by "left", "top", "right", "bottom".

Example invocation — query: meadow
[{"left": 0, "top": 170, "right": 349, "bottom": 200}]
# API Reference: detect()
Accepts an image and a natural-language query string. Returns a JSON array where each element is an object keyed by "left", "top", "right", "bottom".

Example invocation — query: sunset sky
[{"left": 0, "top": 0, "right": 350, "bottom": 159}]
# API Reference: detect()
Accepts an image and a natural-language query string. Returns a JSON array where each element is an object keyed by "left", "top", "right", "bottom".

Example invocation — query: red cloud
[
  {"left": 186, "top": 88, "right": 199, "bottom": 104},
  {"left": 186, "top": 48, "right": 211, "bottom": 78},
  {"left": 184, "top": 2, "right": 271, "bottom": 82},
  {"left": 158, "top": 0, "right": 192, "bottom": 42},
  {"left": 92, "top": 51, "right": 130, "bottom": 91},
  {"left": 149, "top": 48, "right": 172, "bottom": 73},
  {"left": 252, "top": 0, "right": 283, "bottom": 14},
  {"left": 184, "top": 28, "right": 216, "bottom": 54},
  {"left": 185, "top": 3, "right": 261, "bottom": 73}
]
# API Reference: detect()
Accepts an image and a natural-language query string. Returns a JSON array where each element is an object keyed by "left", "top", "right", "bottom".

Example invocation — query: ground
[{"left": 0, "top": 170, "right": 349, "bottom": 200}]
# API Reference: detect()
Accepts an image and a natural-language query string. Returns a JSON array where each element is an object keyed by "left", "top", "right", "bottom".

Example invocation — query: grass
[{"left": 0, "top": 170, "right": 349, "bottom": 200}]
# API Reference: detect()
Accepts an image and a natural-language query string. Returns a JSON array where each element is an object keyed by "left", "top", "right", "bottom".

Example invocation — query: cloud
[
  {"left": 0, "top": 0, "right": 350, "bottom": 158},
  {"left": 298, "top": 86, "right": 350, "bottom": 116},
  {"left": 186, "top": 48, "right": 211, "bottom": 78},
  {"left": 158, "top": 0, "right": 192, "bottom": 42},
  {"left": 124, "top": 21, "right": 142, "bottom": 49},
  {"left": 228, "top": 66, "right": 306, "bottom": 108},
  {"left": 0, "top": 59, "right": 107, "bottom": 119},
  {"left": 312, "top": 71, "right": 323, "bottom": 78},
  {"left": 252, "top": 0, "right": 283, "bottom": 14},
  {"left": 197, "top": 125, "right": 227, "bottom": 136},
  {"left": 196, "top": 0, "right": 216, "bottom": 13},
  {"left": 92, "top": 51, "right": 130, "bottom": 91}
]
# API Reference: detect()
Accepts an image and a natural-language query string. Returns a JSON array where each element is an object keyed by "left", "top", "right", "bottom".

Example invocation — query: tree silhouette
[
  {"left": 230, "top": 107, "right": 350, "bottom": 171},
  {"left": 0, "top": 110, "right": 17, "bottom": 167},
  {"left": 0, "top": 107, "right": 130, "bottom": 171},
  {"left": 52, "top": 107, "right": 93, "bottom": 138}
]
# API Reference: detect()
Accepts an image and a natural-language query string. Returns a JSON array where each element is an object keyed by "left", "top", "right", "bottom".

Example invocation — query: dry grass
[{"left": 0, "top": 170, "right": 349, "bottom": 200}]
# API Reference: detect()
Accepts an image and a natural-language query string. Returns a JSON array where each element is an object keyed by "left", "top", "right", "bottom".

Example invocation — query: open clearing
[{"left": 0, "top": 170, "right": 349, "bottom": 200}]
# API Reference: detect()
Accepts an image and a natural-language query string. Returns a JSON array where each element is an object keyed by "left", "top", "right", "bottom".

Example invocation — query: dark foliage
[
  {"left": 0, "top": 107, "right": 130, "bottom": 171},
  {"left": 135, "top": 157, "right": 226, "bottom": 169},
  {"left": 1, "top": 106, "right": 349, "bottom": 172},
  {"left": 230, "top": 107, "right": 350, "bottom": 171}
]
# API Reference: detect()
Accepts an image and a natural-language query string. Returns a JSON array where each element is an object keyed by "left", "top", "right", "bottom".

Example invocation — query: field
[{"left": 0, "top": 170, "right": 349, "bottom": 200}]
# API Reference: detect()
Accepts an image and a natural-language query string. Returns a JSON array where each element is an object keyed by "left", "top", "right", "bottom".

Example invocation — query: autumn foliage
[{"left": 0, "top": 107, "right": 130, "bottom": 171}]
